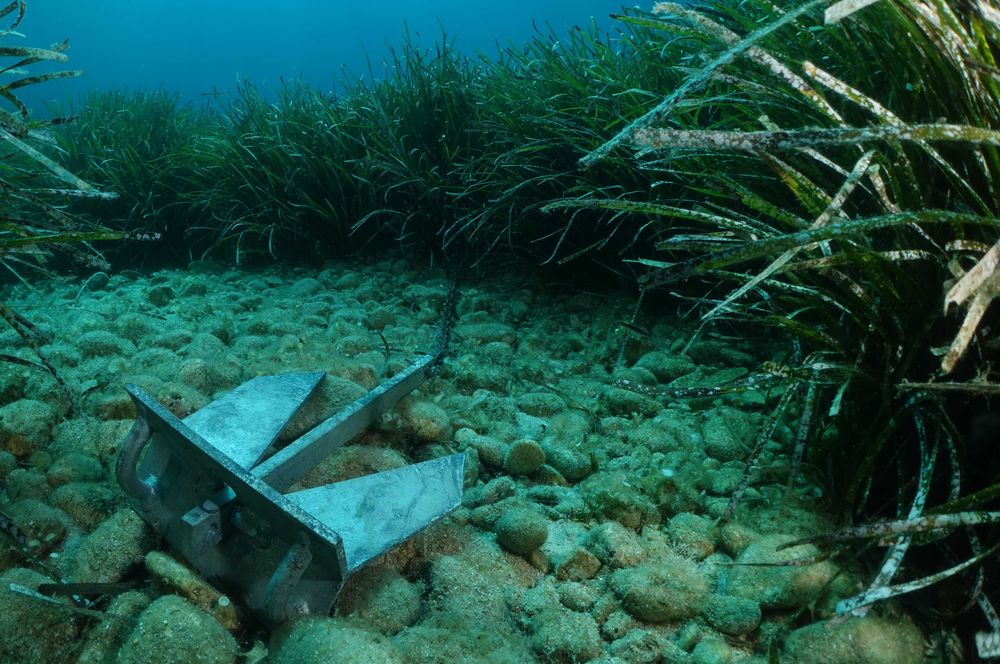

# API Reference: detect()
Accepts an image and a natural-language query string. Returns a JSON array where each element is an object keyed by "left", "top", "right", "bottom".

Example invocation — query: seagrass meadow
[{"left": 1, "top": 0, "right": 999, "bottom": 661}]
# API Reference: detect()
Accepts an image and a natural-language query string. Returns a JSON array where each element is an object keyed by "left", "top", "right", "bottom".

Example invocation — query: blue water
[{"left": 15, "top": 1, "right": 619, "bottom": 109}]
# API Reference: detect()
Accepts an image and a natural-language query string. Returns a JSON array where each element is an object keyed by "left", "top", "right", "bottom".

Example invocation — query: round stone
[
  {"left": 495, "top": 507, "right": 548, "bottom": 555},
  {"left": 504, "top": 439, "right": 546, "bottom": 476}
]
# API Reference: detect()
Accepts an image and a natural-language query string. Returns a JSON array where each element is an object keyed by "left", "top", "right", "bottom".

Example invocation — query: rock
[
  {"left": 145, "top": 285, "right": 175, "bottom": 307},
  {"left": 0, "top": 450, "right": 15, "bottom": 479},
  {"left": 609, "top": 555, "right": 709, "bottom": 623},
  {"left": 607, "top": 629, "right": 665, "bottom": 663},
  {"left": 726, "top": 534, "right": 838, "bottom": 610},
  {"left": 270, "top": 618, "right": 404, "bottom": 664},
  {"left": 399, "top": 399, "right": 452, "bottom": 443},
  {"left": 516, "top": 392, "right": 566, "bottom": 417},
  {"left": 5, "top": 499, "right": 74, "bottom": 550},
  {"left": 83, "top": 271, "right": 110, "bottom": 291},
  {"left": 634, "top": 351, "right": 695, "bottom": 382},
  {"left": 781, "top": 615, "right": 925, "bottom": 664},
  {"left": 496, "top": 507, "right": 549, "bottom": 555},
  {"left": 71, "top": 509, "right": 153, "bottom": 583},
  {"left": 604, "top": 386, "right": 661, "bottom": 418},
  {"left": 144, "top": 552, "right": 239, "bottom": 631},
  {"left": 75, "top": 591, "right": 151, "bottom": 664},
  {"left": 0, "top": 568, "right": 82, "bottom": 663},
  {"left": 47, "top": 452, "right": 103, "bottom": 486},
  {"left": 0, "top": 399, "right": 57, "bottom": 457},
  {"left": 552, "top": 547, "right": 602, "bottom": 581},
  {"left": 701, "top": 414, "right": 745, "bottom": 462},
  {"left": 504, "top": 438, "right": 546, "bottom": 476},
  {"left": 188, "top": 259, "right": 225, "bottom": 274},
  {"left": 456, "top": 428, "right": 505, "bottom": 470},
  {"left": 704, "top": 594, "right": 761, "bottom": 636},
  {"left": 557, "top": 581, "right": 597, "bottom": 612},
  {"left": 665, "top": 512, "right": 715, "bottom": 560},
  {"left": 49, "top": 482, "right": 114, "bottom": 529},
  {"left": 337, "top": 567, "right": 422, "bottom": 635},
  {"left": 5, "top": 468, "right": 50, "bottom": 501},
  {"left": 289, "top": 277, "right": 322, "bottom": 297},
  {"left": 542, "top": 443, "right": 593, "bottom": 483},
  {"left": 580, "top": 472, "right": 658, "bottom": 530},
  {"left": 587, "top": 522, "right": 645, "bottom": 569},
  {"left": 530, "top": 610, "right": 602, "bottom": 663},
  {"left": 692, "top": 637, "right": 735, "bottom": 664},
  {"left": 455, "top": 321, "right": 517, "bottom": 345},
  {"left": 78, "top": 330, "right": 137, "bottom": 358},
  {"left": 116, "top": 595, "right": 236, "bottom": 664}
]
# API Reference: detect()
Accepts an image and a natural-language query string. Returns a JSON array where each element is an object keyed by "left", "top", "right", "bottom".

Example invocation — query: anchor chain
[{"left": 429, "top": 275, "right": 460, "bottom": 374}]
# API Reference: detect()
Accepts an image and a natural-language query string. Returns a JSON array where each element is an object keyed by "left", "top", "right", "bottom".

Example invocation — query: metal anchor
[{"left": 115, "top": 353, "right": 465, "bottom": 626}]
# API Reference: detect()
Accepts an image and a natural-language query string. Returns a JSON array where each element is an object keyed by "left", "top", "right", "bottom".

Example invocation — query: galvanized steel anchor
[{"left": 115, "top": 353, "right": 464, "bottom": 627}]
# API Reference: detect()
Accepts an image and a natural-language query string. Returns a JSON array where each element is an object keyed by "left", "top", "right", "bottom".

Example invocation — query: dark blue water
[{"left": 15, "top": 1, "right": 619, "bottom": 109}]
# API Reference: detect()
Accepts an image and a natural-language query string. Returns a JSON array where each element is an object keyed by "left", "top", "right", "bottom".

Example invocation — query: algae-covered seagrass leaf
[
  {"left": 1, "top": 69, "right": 83, "bottom": 93},
  {"left": 0, "top": 45, "right": 69, "bottom": 62},
  {"left": 541, "top": 196, "right": 762, "bottom": 234},
  {"left": 700, "top": 211, "right": 1000, "bottom": 270},
  {"left": 660, "top": 2, "right": 843, "bottom": 122},
  {"left": 0, "top": 127, "right": 107, "bottom": 194},
  {"left": 835, "top": 542, "right": 1000, "bottom": 615},
  {"left": 0, "top": 1, "right": 24, "bottom": 39},
  {"left": 980, "top": 0, "right": 1000, "bottom": 27},
  {"left": 0, "top": 229, "right": 123, "bottom": 249},
  {"left": 825, "top": 0, "right": 882, "bottom": 23},
  {"left": 701, "top": 150, "right": 876, "bottom": 321},
  {"left": 942, "top": 239, "right": 1000, "bottom": 372},
  {"left": 579, "top": 0, "right": 832, "bottom": 167},
  {"left": 781, "top": 510, "right": 1000, "bottom": 548},
  {"left": 631, "top": 123, "right": 1000, "bottom": 153}
]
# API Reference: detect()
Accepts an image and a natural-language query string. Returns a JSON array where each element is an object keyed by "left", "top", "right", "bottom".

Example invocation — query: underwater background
[
  {"left": 0, "top": 0, "right": 999, "bottom": 662},
  {"left": 18, "top": 0, "right": 616, "bottom": 105}
]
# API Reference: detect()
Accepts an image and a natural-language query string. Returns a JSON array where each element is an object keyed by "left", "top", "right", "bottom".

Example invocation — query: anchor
[{"left": 115, "top": 352, "right": 465, "bottom": 627}]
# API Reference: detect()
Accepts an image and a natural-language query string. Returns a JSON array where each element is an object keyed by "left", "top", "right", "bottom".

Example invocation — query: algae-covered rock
[
  {"left": 0, "top": 399, "right": 57, "bottom": 457},
  {"left": 701, "top": 412, "right": 746, "bottom": 463},
  {"left": 552, "top": 546, "right": 602, "bottom": 581},
  {"left": 76, "top": 591, "right": 152, "bottom": 664},
  {"left": 5, "top": 468, "right": 51, "bottom": 501},
  {"left": 634, "top": 350, "right": 696, "bottom": 382},
  {"left": 337, "top": 567, "right": 423, "bottom": 635},
  {"left": 665, "top": 512, "right": 715, "bottom": 560},
  {"left": 704, "top": 594, "right": 761, "bottom": 636},
  {"left": 399, "top": 398, "right": 453, "bottom": 443},
  {"left": 496, "top": 506, "right": 549, "bottom": 555},
  {"left": 145, "top": 551, "right": 239, "bottom": 631},
  {"left": 72, "top": 508, "right": 154, "bottom": 583},
  {"left": 49, "top": 481, "right": 115, "bottom": 529},
  {"left": 609, "top": 554, "right": 710, "bottom": 623},
  {"left": 5, "top": 498, "right": 74, "bottom": 549},
  {"left": 271, "top": 618, "right": 404, "bottom": 664},
  {"left": 78, "top": 330, "right": 137, "bottom": 358},
  {"left": 586, "top": 522, "right": 646, "bottom": 569},
  {"left": 503, "top": 438, "right": 546, "bottom": 476},
  {"left": 691, "top": 637, "right": 735, "bottom": 664},
  {"left": 0, "top": 568, "right": 82, "bottom": 663},
  {"left": 580, "top": 471, "right": 658, "bottom": 529},
  {"left": 145, "top": 284, "right": 175, "bottom": 307},
  {"left": 530, "top": 609, "right": 602, "bottom": 663},
  {"left": 607, "top": 628, "right": 666, "bottom": 663},
  {"left": 604, "top": 386, "right": 662, "bottom": 418},
  {"left": 780, "top": 615, "right": 925, "bottom": 664},
  {"left": 46, "top": 452, "right": 103, "bottom": 486},
  {"left": 117, "top": 595, "right": 236, "bottom": 664},
  {"left": 726, "top": 534, "right": 838, "bottom": 610}
]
